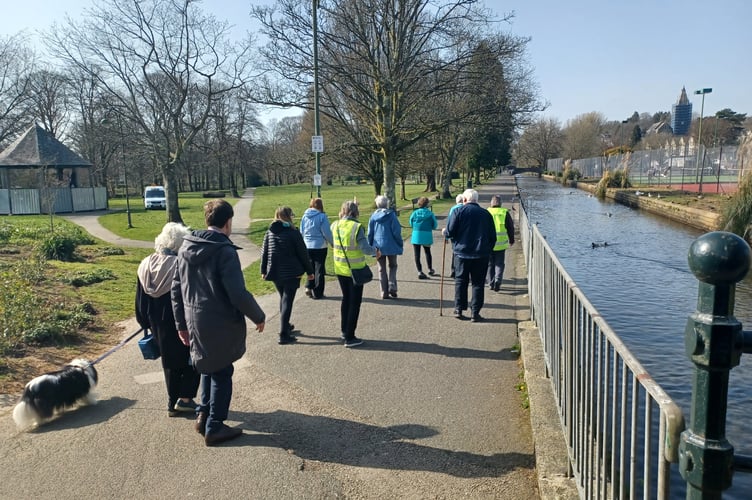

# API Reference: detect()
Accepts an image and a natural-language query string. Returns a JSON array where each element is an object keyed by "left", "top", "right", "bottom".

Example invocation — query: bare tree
[
  {"left": 515, "top": 117, "right": 563, "bottom": 169},
  {"left": 0, "top": 34, "right": 35, "bottom": 147},
  {"left": 562, "top": 112, "right": 608, "bottom": 160},
  {"left": 252, "top": 0, "right": 526, "bottom": 208},
  {"left": 27, "top": 69, "right": 71, "bottom": 138},
  {"left": 46, "top": 0, "right": 254, "bottom": 223}
]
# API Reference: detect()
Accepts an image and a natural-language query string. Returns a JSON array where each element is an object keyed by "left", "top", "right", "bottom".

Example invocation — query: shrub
[
  {"left": 61, "top": 268, "right": 116, "bottom": 287},
  {"left": 37, "top": 234, "right": 78, "bottom": 261},
  {"left": 594, "top": 169, "right": 632, "bottom": 199}
]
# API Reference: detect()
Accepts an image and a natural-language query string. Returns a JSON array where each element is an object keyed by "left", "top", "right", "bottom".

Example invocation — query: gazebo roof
[{"left": 0, "top": 124, "right": 92, "bottom": 168}]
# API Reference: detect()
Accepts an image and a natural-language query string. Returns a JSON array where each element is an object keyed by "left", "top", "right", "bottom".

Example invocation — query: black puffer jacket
[{"left": 261, "top": 221, "right": 313, "bottom": 282}]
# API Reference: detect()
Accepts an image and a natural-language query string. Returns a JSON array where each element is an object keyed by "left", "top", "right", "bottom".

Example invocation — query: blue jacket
[
  {"left": 367, "top": 208, "right": 403, "bottom": 256},
  {"left": 445, "top": 202, "right": 496, "bottom": 259},
  {"left": 409, "top": 207, "right": 437, "bottom": 246},
  {"left": 300, "top": 208, "right": 333, "bottom": 249}
]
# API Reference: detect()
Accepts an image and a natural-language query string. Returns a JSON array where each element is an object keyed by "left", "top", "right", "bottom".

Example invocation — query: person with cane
[{"left": 444, "top": 189, "right": 496, "bottom": 322}]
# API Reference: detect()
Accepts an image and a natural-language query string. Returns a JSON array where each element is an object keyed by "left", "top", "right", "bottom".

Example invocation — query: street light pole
[
  {"left": 620, "top": 119, "right": 628, "bottom": 150},
  {"left": 312, "top": 0, "right": 322, "bottom": 199},
  {"left": 117, "top": 114, "right": 133, "bottom": 228},
  {"left": 694, "top": 88, "right": 712, "bottom": 194}
]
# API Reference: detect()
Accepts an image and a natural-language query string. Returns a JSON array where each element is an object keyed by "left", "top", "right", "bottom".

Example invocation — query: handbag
[
  {"left": 336, "top": 223, "right": 373, "bottom": 285},
  {"left": 138, "top": 329, "right": 161, "bottom": 360},
  {"left": 351, "top": 265, "right": 374, "bottom": 285}
]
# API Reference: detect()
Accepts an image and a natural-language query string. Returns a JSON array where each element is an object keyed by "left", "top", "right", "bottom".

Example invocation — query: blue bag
[{"left": 138, "top": 330, "right": 161, "bottom": 360}]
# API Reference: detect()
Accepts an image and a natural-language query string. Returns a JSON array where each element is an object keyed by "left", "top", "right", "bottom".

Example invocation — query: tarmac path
[{"left": 0, "top": 178, "right": 576, "bottom": 499}]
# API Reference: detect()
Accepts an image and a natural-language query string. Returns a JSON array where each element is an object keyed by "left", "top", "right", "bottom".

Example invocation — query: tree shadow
[{"left": 225, "top": 409, "right": 534, "bottom": 478}]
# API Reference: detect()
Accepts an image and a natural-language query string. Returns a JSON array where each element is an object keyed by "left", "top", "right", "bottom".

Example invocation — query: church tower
[{"left": 671, "top": 87, "right": 692, "bottom": 136}]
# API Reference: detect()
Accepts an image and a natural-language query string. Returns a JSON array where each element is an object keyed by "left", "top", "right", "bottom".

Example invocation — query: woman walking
[
  {"left": 261, "top": 206, "right": 314, "bottom": 345},
  {"left": 331, "top": 200, "right": 380, "bottom": 347},
  {"left": 409, "top": 197, "right": 438, "bottom": 279},
  {"left": 300, "top": 198, "right": 333, "bottom": 299},
  {"left": 136, "top": 222, "right": 200, "bottom": 417},
  {"left": 367, "top": 195, "right": 403, "bottom": 299}
]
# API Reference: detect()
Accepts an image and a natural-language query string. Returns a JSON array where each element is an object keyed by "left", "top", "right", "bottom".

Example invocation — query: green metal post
[{"left": 679, "top": 231, "right": 751, "bottom": 499}]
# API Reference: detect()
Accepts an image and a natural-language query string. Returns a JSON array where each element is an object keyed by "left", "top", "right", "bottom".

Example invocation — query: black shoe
[
  {"left": 418, "top": 272, "right": 428, "bottom": 279},
  {"left": 471, "top": 314, "right": 484, "bottom": 323},
  {"left": 428, "top": 269, "right": 437, "bottom": 276},
  {"left": 278, "top": 334, "right": 297, "bottom": 345},
  {"left": 453, "top": 309, "right": 466, "bottom": 320},
  {"left": 389, "top": 290, "right": 398, "bottom": 298},
  {"left": 195, "top": 412, "right": 207, "bottom": 436},
  {"left": 344, "top": 337, "right": 364, "bottom": 347},
  {"left": 205, "top": 424, "right": 242, "bottom": 446}
]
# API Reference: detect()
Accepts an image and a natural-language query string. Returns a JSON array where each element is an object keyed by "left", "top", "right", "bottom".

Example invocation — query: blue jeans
[
  {"left": 454, "top": 257, "right": 487, "bottom": 314},
  {"left": 200, "top": 364, "right": 234, "bottom": 435}
]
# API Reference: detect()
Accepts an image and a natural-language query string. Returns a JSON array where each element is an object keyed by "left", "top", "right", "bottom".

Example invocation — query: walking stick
[{"left": 439, "top": 237, "right": 447, "bottom": 316}]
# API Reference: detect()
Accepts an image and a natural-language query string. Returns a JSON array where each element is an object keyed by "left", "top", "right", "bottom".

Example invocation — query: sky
[{"left": 1, "top": 0, "right": 750, "bottom": 126}]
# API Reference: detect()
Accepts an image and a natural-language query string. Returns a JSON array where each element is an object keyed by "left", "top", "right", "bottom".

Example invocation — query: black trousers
[
  {"left": 412, "top": 244, "right": 433, "bottom": 272},
  {"left": 305, "top": 248, "right": 328, "bottom": 298},
  {"left": 337, "top": 275, "right": 364, "bottom": 340},
  {"left": 274, "top": 277, "right": 300, "bottom": 335}
]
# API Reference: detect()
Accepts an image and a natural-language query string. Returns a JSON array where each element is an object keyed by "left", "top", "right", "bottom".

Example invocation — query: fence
[
  {"left": 518, "top": 194, "right": 686, "bottom": 498},
  {"left": 546, "top": 144, "right": 744, "bottom": 193},
  {"left": 0, "top": 187, "right": 107, "bottom": 215}
]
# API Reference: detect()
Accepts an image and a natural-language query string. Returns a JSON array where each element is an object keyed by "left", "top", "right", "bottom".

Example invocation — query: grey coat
[{"left": 172, "top": 229, "right": 265, "bottom": 374}]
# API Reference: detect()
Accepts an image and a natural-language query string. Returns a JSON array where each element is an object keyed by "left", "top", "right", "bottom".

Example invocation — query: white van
[{"left": 143, "top": 185, "right": 166, "bottom": 210}]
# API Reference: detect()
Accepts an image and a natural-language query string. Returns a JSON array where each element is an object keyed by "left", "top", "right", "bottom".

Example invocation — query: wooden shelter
[{"left": 0, "top": 125, "right": 106, "bottom": 214}]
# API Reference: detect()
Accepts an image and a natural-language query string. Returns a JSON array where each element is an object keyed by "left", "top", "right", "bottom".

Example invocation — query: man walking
[
  {"left": 486, "top": 194, "right": 515, "bottom": 291},
  {"left": 172, "top": 199, "right": 266, "bottom": 446},
  {"left": 444, "top": 189, "right": 496, "bottom": 322}
]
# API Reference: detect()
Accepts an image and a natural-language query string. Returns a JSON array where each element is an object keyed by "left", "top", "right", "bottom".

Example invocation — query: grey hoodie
[{"left": 171, "top": 229, "right": 265, "bottom": 374}]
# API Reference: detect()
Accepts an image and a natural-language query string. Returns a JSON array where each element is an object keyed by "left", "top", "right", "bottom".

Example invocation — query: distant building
[
  {"left": 671, "top": 87, "right": 692, "bottom": 136},
  {"left": 646, "top": 121, "right": 673, "bottom": 136}
]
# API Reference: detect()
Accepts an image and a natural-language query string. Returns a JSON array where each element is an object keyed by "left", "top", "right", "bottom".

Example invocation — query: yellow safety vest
[
  {"left": 331, "top": 219, "right": 366, "bottom": 277},
  {"left": 487, "top": 207, "right": 510, "bottom": 251}
]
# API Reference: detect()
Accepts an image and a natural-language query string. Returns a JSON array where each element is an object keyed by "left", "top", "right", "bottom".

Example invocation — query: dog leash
[{"left": 89, "top": 327, "right": 144, "bottom": 366}]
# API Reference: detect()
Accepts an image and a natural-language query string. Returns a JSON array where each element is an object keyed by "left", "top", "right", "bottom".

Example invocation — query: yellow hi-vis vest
[
  {"left": 331, "top": 219, "right": 366, "bottom": 277},
  {"left": 487, "top": 207, "right": 510, "bottom": 251}
]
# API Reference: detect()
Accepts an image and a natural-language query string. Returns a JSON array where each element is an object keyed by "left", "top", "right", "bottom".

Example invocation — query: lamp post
[
  {"left": 694, "top": 88, "right": 712, "bottom": 194},
  {"left": 116, "top": 114, "right": 133, "bottom": 228},
  {"left": 312, "top": 0, "right": 322, "bottom": 198},
  {"left": 620, "top": 119, "right": 629, "bottom": 150}
]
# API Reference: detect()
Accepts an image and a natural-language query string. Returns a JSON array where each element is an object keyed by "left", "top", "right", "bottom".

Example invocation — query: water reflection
[{"left": 518, "top": 176, "right": 752, "bottom": 498}]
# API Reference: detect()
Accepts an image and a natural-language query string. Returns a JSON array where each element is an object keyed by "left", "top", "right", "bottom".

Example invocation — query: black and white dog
[{"left": 12, "top": 359, "right": 98, "bottom": 430}]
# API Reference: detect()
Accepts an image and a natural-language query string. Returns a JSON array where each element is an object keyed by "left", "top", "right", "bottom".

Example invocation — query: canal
[{"left": 516, "top": 175, "right": 752, "bottom": 498}]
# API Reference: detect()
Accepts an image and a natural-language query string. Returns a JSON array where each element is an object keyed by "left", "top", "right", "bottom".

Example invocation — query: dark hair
[
  {"left": 204, "top": 199, "right": 234, "bottom": 228},
  {"left": 417, "top": 196, "right": 429, "bottom": 208},
  {"left": 490, "top": 195, "right": 502, "bottom": 207},
  {"left": 309, "top": 198, "right": 324, "bottom": 211}
]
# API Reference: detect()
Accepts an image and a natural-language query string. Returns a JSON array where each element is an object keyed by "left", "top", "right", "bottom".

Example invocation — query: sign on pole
[
  {"left": 313, "top": 174, "right": 322, "bottom": 186},
  {"left": 312, "top": 136, "right": 324, "bottom": 153}
]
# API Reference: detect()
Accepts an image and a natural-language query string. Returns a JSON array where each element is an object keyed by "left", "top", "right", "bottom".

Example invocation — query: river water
[{"left": 516, "top": 176, "right": 752, "bottom": 498}]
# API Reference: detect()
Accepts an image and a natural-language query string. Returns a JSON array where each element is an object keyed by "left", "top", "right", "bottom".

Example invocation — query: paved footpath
[{"left": 0, "top": 177, "right": 576, "bottom": 499}]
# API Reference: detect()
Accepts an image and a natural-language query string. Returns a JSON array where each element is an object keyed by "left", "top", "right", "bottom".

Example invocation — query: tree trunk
[
  {"left": 383, "top": 151, "right": 396, "bottom": 210},
  {"left": 163, "top": 167, "right": 184, "bottom": 224}
]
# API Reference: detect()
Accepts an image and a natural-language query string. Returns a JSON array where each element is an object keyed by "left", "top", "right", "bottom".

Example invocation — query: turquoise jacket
[{"left": 409, "top": 207, "right": 437, "bottom": 246}]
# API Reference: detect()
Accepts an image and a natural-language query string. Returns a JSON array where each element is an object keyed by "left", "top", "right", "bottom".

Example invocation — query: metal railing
[
  {"left": 519, "top": 196, "right": 686, "bottom": 499},
  {"left": 546, "top": 144, "right": 744, "bottom": 194}
]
